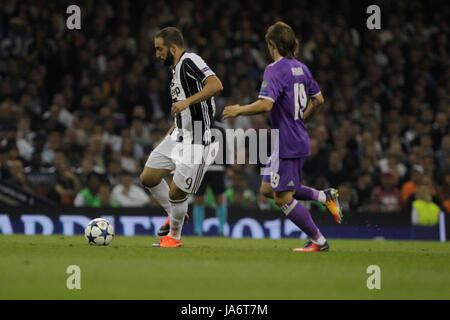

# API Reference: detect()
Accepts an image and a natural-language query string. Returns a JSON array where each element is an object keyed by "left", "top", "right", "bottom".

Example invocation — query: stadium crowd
[{"left": 0, "top": 0, "right": 448, "bottom": 216}]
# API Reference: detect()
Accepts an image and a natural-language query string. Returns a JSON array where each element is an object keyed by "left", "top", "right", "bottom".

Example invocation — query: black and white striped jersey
[{"left": 170, "top": 52, "right": 216, "bottom": 145}]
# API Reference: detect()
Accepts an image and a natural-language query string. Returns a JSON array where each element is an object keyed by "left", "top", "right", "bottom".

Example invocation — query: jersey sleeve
[
  {"left": 183, "top": 54, "right": 216, "bottom": 84},
  {"left": 258, "top": 66, "right": 283, "bottom": 102}
]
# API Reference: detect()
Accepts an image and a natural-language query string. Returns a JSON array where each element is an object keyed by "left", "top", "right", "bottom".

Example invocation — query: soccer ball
[{"left": 84, "top": 218, "right": 114, "bottom": 246}]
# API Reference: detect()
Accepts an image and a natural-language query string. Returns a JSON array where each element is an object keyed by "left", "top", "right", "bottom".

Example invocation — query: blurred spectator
[
  {"left": 338, "top": 182, "right": 358, "bottom": 212},
  {"left": 225, "top": 170, "right": 256, "bottom": 208},
  {"left": 411, "top": 186, "right": 441, "bottom": 226},
  {"left": 99, "top": 183, "right": 118, "bottom": 207},
  {"left": 107, "top": 160, "right": 123, "bottom": 187},
  {"left": 0, "top": 0, "right": 447, "bottom": 213},
  {"left": 119, "top": 137, "right": 141, "bottom": 173},
  {"left": 325, "top": 151, "right": 347, "bottom": 187},
  {"left": 436, "top": 172, "right": 450, "bottom": 214},
  {"left": 405, "top": 175, "right": 439, "bottom": 214},
  {"left": 6, "top": 160, "right": 34, "bottom": 194},
  {"left": 111, "top": 173, "right": 150, "bottom": 207},
  {"left": 74, "top": 171, "right": 103, "bottom": 207},
  {"left": 436, "top": 135, "right": 450, "bottom": 176},
  {"left": 47, "top": 160, "right": 81, "bottom": 206},
  {"left": 354, "top": 171, "right": 373, "bottom": 212},
  {"left": 378, "top": 144, "right": 407, "bottom": 181},
  {"left": 370, "top": 171, "right": 401, "bottom": 213},
  {"left": 400, "top": 165, "right": 424, "bottom": 209}
]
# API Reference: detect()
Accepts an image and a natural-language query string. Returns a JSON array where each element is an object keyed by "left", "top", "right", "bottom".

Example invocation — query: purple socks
[
  {"left": 280, "top": 198, "right": 322, "bottom": 241},
  {"left": 294, "top": 186, "right": 320, "bottom": 202}
]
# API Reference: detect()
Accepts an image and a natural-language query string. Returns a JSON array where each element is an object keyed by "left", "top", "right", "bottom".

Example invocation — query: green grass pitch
[{"left": 0, "top": 235, "right": 449, "bottom": 300}]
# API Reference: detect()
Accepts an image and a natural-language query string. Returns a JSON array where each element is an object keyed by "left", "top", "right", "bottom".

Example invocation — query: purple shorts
[{"left": 262, "top": 152, "right": 305, "bottom": 192}]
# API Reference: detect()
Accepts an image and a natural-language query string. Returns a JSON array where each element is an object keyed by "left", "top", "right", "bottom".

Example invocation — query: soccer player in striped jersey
[
  {"left": 140, "top": 27, "right": 223, "bottom": 247},
  {"left": 223, "top": 22, "right": 342, "bottom": 252}
]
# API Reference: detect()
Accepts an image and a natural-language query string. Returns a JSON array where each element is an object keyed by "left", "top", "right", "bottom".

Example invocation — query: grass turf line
[{"left": 0, "top": 235, "right": 449, "bottom": 299}]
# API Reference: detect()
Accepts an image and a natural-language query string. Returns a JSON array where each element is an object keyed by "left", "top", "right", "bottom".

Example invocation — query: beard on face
[{"left": 163, "top": 49, "right": 174, "bottom": 66}]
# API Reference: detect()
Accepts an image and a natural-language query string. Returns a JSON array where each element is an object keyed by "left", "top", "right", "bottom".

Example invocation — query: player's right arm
[
  {"left": 222, "top": 99, "right": 273, "bottom": 119},
  {"left": 223, "top": 65, "right": 277, "bottom": 119},
  {"left": 303, "top": 92, "right": 325, "bottom": 123}
]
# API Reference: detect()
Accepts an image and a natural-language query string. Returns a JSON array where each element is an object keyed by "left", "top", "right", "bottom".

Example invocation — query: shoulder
[
  {"left": 263, "top": 62, "right": 282, "bottom": 79},
  {"left": 182, "top": 52, "right": 205, "bottom": 66}
]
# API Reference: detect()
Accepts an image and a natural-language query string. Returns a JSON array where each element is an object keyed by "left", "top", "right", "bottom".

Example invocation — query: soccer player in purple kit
[{"left": 223, "top": 22, "right": 343, "bottom": 252}]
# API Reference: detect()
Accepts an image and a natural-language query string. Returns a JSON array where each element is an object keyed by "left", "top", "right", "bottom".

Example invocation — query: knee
[
  {"left": 273, "top": 194, "right": 292, "bottom": 208},
  {"left": 169, "top": 185, "right": 187, "bottom": 201},
  {"left": 140, "top": 171, "right": 160, "bottom": 188},
  {"left": 273, "top": 197, "right": 285, "bottom": 208},
  {"left": 260, "top": 185, "right": 273, "bottom": 199}
]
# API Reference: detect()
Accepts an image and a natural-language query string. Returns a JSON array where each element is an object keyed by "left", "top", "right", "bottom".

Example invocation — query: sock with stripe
[
  {"left": 169, "top": 197, "right": 189, "bottom": 240},
  {"left": 280, "top": 198, "right": 326, "bottom": 245},
  {"left": 146, "top": 179, "right": 171, "bottom": 216},
  {"left": 193, "top": 205, "right": 205, "bottom": 235},
  {"left": 216, "top": 204, "right": 227, "bottom": 235},
  {"left": 294, "top": 186, "right": 326, "bottom": 204}
]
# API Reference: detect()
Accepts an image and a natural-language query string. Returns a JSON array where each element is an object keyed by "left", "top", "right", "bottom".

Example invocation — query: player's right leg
[
  {"left": 141, "top": 136, "right": 188, "bottom": 237},
  {"left": 262, "top": 154, "right": 329, "bottom": 252},
  {"left": 140, "top": 166, "right": 173, "bottom": 215},
  {"left": 272, "top": 190, "right": 328, "bottom": 252},
  {"left": 294, "top": 186, "right": 343, "bottom": 224},
  {"left": 140, "top": 166, "right": 174, "bottom": 236}
]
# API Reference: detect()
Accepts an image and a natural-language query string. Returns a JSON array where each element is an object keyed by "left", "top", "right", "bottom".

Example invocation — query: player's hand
[
  {"left": 171, "top": 100, "right": 190, "bottom": 117},
  {"left": 222, "top": 104, "right": 241, "bottom": 119}
]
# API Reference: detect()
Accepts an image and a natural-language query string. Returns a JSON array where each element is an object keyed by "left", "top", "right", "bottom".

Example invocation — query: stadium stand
[{"left": 0, "top": 0, "right": 448, "bottom": 217}]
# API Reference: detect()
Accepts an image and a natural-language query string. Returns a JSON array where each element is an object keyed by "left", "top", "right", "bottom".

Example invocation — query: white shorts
[{"left": 145, "top": 132, "right": 219, "bottom": 194}]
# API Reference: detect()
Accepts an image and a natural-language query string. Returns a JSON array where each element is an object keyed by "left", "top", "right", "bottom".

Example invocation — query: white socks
[
  {"left": 169, "top": 197, "right": 188, "bottom": 240},
  {"left": 147, "top": 179, "right": 171, "bottom": 216},
  {"left": 318, "top": 191, "right": 327, "bottom": 204},
  {"left": 312, "top": 235, "right": 327, "bottom": 246}
]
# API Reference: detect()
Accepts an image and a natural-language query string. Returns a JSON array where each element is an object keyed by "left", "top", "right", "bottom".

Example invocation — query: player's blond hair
[{"left": 265, "top": 22, "right": 299, "bottom": 59}]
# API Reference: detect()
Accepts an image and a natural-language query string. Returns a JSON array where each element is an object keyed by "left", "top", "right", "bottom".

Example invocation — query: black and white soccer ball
[{"left": 84, "top": 218, "right": 114, "bottom": 246}]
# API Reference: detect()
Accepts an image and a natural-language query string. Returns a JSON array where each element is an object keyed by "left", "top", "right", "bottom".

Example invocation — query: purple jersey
[{"left": 259, "top": 58, "right": 321, "bottom": 158}]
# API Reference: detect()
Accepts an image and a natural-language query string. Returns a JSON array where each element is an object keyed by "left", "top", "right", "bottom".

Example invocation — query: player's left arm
[
  {"left": 171, "top": 75, "right": 223, "bottom": 117},
  {"left": 222, "top": 98, "right": 273, "bottom": 119},
  {"left": 303, "top": 92, "right": 325, "bottom": 123}
]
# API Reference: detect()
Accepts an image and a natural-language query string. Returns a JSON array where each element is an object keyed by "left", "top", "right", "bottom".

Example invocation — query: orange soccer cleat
[
  {"left": 157, "top": 213, "right": 190, "bottom": 237},
  {"left": 152, "top": 235, "right": 183, "bottom": 248},
  {"left": 324, "top": 188, "right": 343, "bottom": 224},
  {"left": 293, "top": 240, "right": 329, "bottom": 252}
]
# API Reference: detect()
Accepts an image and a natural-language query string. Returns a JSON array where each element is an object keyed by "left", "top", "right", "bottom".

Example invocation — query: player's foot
[
  {"left": 152, "top": 235, "right": 183, "bottom": 247},
  {"left": 324, "top": 188, "right": 343, "bottom": 224},
  {"left": 292, "top": 240, "right": 329, "bottom": 252},
  {"left": 157, "top": 213, "right": 190, "bottom": 237}
]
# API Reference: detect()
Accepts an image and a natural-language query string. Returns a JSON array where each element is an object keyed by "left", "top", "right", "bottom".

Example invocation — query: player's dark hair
[
  {"left": 155, "top": 27, "right": 184, "bottom": 49},
  {"left": 265, "top": 22, "right": 299, "bottom": 59}
]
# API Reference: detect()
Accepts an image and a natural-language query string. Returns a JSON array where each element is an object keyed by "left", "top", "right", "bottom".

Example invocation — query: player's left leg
[
  {"left": 266, "top": 156, "right": 329, "bottom": 252},
  {"left": 273, "top": 190, "right": 328, "bottom": 252},
  {"left": 167, "top": 182, "right": 189, "bottom": 241},
  {"left": 153, "top": 182, "right": 189, "bottom": 248},
  {"left": 156, "top": 143, "right": 213, "bottom": 246}
]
